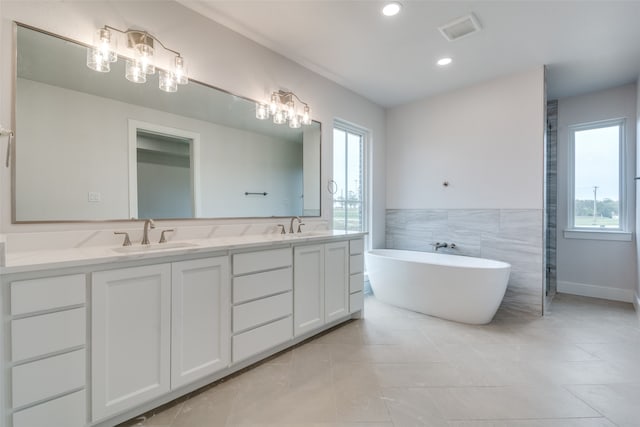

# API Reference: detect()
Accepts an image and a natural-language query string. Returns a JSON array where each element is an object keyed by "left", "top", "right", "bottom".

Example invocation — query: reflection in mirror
[{"left": 14, "top": 24, "right": 321, "bottom": 222}]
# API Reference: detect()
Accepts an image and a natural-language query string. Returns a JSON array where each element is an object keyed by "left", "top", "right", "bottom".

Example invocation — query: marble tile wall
[
  {"left": 546, "top": 100, "right": 558, "bottom": 297},
  {"left": 386, "top": 209, "right": 544, "bottom": 316}
]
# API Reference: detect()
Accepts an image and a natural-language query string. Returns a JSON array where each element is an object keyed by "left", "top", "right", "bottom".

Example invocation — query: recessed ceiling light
[
  {"left": 382, "top": 2, "right": 402, "bottom": 17},
  {"left": 437, "top": 57, "right": 453, "bottom": 66}
]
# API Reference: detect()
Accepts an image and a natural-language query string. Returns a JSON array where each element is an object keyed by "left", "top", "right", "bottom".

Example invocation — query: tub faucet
[
  {"left": 141, "top": 219, "right": 155, "bottom": 245},
  {"left": 432, "top": 242, "right": 448, "bottom": 251}
]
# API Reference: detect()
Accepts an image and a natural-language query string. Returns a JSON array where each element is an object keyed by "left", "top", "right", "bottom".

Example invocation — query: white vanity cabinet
[
  {"left": 171, "top": 257, "right": 230, "bottom": 389},
  {"left": 349, "top": 238, "right": 365, "bottom": 313},
  {"left": 91, "top": 256, "right": 230, "bottom": 421},
  {"left": 91, "top": 264, "right": 172, "bottom": 421},
  {"left": 0, "top": 232, "right": 365, "bottom": 427},
  {"left": 231, "top": 248, "right": 293, "bottom": 363},
  {"left": 8, "top": 274, "right": 87, "bottom": 427},
  {"left": 293, "top": 241, "right": 349, "bottom": 336}
]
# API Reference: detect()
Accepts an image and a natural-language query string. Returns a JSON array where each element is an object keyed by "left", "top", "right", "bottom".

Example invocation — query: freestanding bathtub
[{"left": 366, "top": 249, "right": 511, "bottom": 324}]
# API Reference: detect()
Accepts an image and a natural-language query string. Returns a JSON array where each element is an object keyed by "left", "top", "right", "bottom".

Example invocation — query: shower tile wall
[
  {"left": 386, "top": 209, "right": 543, "bottom": 316},
  {"left": 546, "top": 100, "right": 558, "bottom": 297}
]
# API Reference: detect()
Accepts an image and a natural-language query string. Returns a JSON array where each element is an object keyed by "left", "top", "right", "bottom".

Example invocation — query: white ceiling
[{"left": 179, "top": 0, "right": 640, "bottom": 107}]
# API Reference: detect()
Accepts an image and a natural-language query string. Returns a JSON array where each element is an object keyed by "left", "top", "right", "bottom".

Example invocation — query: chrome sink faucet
[
  {"left": 141, "top": 219, "right": 155, "bottom": 245},
  {"left": 289, "top": 216, "right": 302, "bottom": 233}
]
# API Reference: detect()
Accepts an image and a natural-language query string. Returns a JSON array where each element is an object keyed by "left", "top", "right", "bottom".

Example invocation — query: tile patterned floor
[{"left": 120, "top": 294, "right": 640, "bottom": 427}]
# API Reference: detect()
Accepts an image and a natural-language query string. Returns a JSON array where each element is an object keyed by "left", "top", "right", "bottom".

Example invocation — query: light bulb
[
  {"left": 286, "top": 100, "right": 295, "bottom": 120},
  {"left": 159, "top": 70, "right": 178, "bottom": 92},
  {"left": 138, "top": 52, "right": 155, "bottom": 75},
  {"left": 125, "top": 59, "right": 146, "bottom": 83},
  {"left": 174, "top": 56, "right": 188, "bottom": 85},
  {"left": 97, "top": 28, "right": 117, "bottom": 63},
  {"left": 256, "top": 103, "right": 269, "bottom": 120},
  {"left": 269, "top": 93, "right": 279, "bottom": 115},
  {"left": 273, "top": 109, "right": 287, "bottom": 124},
  {"left": 289, "top": 114, "right": 301, "bottom": 129},
  {"left": 302, "top": 105, "right": 312, "bottom": 125}
]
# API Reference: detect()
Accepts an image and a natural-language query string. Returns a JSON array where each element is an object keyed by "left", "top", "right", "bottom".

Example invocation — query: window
[
  {"left": 332, "top": 123, "right": 366, "bottom": 232},
  {"left": 567, "top": 118, "right": 627, "bottom": 236}
]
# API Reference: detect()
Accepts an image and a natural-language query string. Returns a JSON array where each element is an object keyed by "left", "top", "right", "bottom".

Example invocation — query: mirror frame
[{"left": 11, "top": 22, "right": 322, "bottom": 224}]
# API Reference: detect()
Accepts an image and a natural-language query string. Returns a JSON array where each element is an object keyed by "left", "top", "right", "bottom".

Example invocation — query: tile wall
[
  {"left": 546, "top": 99, "right": 558, "bottom": 298},
  {"left": 385, "top": 209, "right": 543, "bottom": 316}
]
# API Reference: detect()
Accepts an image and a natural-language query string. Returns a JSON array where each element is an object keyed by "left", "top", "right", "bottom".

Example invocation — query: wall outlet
[{"left": 88, "top": 191, "right": 101, "bottom": 202}]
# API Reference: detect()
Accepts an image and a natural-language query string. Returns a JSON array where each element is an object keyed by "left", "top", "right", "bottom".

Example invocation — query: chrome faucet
[
  {"left": 432, "top": 242, "right": 449, "bottom": 251},
  {"left": 289, "top": 216, "right": 302, "bottom": 233},
  {"left": 141, "top": 219, "right": 155, "bottom": 245}
]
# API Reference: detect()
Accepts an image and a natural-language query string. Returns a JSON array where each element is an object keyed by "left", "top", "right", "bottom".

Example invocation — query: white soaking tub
[{"left": 366, "top": 249, "right": 511, "bottom": 324}]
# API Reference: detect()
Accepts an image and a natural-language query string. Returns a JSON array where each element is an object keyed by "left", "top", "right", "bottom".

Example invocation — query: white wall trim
[
  {"left": 558, "top": 280, "right": 635, "bottom": 303},
  {"left": 563, "top": 229, "right": 632, "bottom": 241}
]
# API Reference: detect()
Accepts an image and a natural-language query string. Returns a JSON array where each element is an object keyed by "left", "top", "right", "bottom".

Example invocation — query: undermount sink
[{"left": 112, "top": 242, "right": 198, "bottom": 254}]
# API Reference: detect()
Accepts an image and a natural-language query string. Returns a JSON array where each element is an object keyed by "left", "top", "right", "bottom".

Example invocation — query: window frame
[
  {"left": 565, "top": 117, "right": 630, "bottom": 241},
  {"left": 332, "top": 120, "right": 368, "bottom": 234}
]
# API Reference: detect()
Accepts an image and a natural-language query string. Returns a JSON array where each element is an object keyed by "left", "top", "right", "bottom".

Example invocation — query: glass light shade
[
  {"left": 138, "top": 53, "right": 155, "bottom": 75},
  {"left": 256, "top": 103, "right": 269, "bottom": 120},
  {"left": 286, "top": 100, "right": 295, "bottom": 120},
  {"left": 125, "top": 59, "right": 146, "bottom": 83},
  {"left": 273, "top": 109, "right": 287, "bottom": 125},
  {"left": 94, "top": 28, "right": 117, "bottom": 63},
  {"left": 174, "top": 56, "right": 188, "bottom": 85},
  {"left": 159, "top": 70, "right": 178, "bottom": 92},
  {"left": 86, "top": 47, "right": 110, "bottom": 72},
  {"left": 301, "top": 105, "right": 312, "bottom": 125},
  {"left": 269, "top": 93, "right": 279, "bottom": 115},
  {"left": 289, "top": 114, "right": 302, "bottom": 129}
]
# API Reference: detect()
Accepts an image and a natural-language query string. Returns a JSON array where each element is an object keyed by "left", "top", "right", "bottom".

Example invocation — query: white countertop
[{"left": 0, "top": 230, "right": 367, "bottom": 275}]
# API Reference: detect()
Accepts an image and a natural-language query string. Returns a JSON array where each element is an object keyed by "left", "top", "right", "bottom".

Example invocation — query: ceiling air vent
[{"left": 438, "top": 13, "right": 482, "bottom": 42}]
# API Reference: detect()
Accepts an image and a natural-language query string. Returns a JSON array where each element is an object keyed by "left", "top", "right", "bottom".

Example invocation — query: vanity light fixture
[
  {"left": 382, "top": 2, "right": 402, "bottom": 17},
  {"left": 256, "top": 90, "right": 313, "bottom": 128},
  {"left": 86, "top": 25, "right": 188, "bottom": 93}
]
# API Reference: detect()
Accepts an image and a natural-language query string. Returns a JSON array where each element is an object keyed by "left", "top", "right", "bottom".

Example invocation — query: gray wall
[{"left": 557, "top": 84, "right": 637, "bottom": 302}]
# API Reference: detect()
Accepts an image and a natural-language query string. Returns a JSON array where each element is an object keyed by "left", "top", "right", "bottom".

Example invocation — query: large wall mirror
[{"left": 13, "top": 23, "right": 321, "bottom": 222}]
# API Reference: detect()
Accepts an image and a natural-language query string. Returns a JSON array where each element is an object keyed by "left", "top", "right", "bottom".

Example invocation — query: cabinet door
[
  {"left": 324, "top": 241, "right": 349, "bottom": 323},
  {"left": 171, "top": 257, "right": 230, "bottom": 389},
  {"left": 294, "top": 244, "right": 324, "bottom": 336},
  {"left": 91, "top": 264, "right": 171, "bottom": 421}
]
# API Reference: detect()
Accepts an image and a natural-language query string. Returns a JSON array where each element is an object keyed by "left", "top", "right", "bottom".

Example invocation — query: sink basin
[{"left": 112, "top": 242, "right": 198, "bottom": 254}]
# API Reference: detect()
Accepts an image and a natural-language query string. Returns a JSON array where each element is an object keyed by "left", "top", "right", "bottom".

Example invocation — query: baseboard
[{"left": 557, "top": 280, "right": 635, "bottom": 303}]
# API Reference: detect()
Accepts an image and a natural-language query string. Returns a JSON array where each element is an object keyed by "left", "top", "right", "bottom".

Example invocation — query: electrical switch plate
[{"left": 88, "top": 191, "right": 101, "bottom": 202}]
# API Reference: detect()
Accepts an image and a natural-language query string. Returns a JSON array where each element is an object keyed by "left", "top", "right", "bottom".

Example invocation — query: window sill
[{"left": 563, "top": 229, "right": 632, "bottom": 242}]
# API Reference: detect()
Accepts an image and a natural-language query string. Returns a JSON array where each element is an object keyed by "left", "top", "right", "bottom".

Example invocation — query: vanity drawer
[
  {"left": 349, "top": 239, "right": 364, "bottom": 255},
  {"left": 350, "top": 291, "right": 364, "bottom": 313},
  {"left": 12, "top": 349, "right": 85, "bottom": 408},
  {"left": 13, "top": 390, "right": 86, "bottom": 427},
  {"left": 350, "top": 273, "right": 364, "bottom": 294},
  {"left": 233, "top": 267, "right": 292, "bottom": 304},
  {"left": 233, "top": 292, "right": 292, "bottom": 333},
  {"left": 233, "top": 248, "right": 292, "bottom": 275},
  {"left": 350, "top": 254, "right": 364, "bottom": 275},
  {"left": 232, "top": 316, "right": 292, "bottom": 363},
  {"left": 12, "top": 308, "right": 85, "bottom": 362},
  {"left": 11, "top": 274, "right": 85, "bottom": 316}
]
